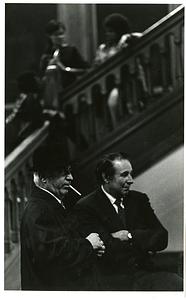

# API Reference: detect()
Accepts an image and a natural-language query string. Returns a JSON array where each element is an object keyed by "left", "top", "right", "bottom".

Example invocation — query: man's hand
[
  {"left": 86, "top": 233, "right": 105, "bottom": 257},
  {"left": 111, "top": 230, "right": 129, "bottom": 241}
]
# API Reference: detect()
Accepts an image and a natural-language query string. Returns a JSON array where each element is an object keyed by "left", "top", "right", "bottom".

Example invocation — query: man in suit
[
  {"left": 75, "top": 152, "right": 183, "bottom": 291},
  {"left": 20, "top": 144, "right": 105, "bottom": 290}
]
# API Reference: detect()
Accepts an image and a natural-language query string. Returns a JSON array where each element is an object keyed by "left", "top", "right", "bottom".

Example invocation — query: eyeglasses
[
  {"left": 63, "top": 166, "right": 72, "bottom": 177},
  {"left": 49, "top": 166, "right": 72, "bottom": 179}
]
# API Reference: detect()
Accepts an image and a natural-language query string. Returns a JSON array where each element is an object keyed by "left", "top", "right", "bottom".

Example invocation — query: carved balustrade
[
  {"left": 5, "top": 121, "right": 50, "bottom": 254},
  {"left": 60, "top": 6, "right": 184, "bottom": 159}
]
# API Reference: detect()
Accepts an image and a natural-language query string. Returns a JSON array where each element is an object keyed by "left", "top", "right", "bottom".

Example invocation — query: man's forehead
[
  {"left": 60, "top": 165, "right": 72, "bottom": 173},
  {"left": 113, "top": 159, "right": 132, "bottom": 171},
  {"left": 51, "top": 165, "right": 72, "bottom": 178}
]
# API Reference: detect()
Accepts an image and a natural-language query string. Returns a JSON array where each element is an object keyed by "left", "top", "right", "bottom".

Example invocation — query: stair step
[{"left": 4, "top": 244, "right": 21, "bottom": 290}]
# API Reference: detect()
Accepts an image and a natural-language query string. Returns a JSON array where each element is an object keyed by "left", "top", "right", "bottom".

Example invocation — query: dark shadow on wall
[
  {"left": 5, "top": 3, "right": 57, "bottom": 104},
  {"left": 96, "top": 4, "right": 169, "bottom": 44}
]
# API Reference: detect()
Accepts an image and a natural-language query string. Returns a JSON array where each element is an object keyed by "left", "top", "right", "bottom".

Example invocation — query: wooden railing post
[
  {"left": 17, "top": 170, "right": 27, "bottom": 222},
  {"left": 76, "top": 93, "right": 91, "bottom": 150},
  {"left": 174, "top": 24, "right": 184, "bottom": 86},
  {"left": 129, "top": 61, "right": 139, "bottom": 112},
  {"left": 10, "top": 178, "right": 19, "bottom": 243},
  {"left": 168, "top": 23, "right": 183, "bottom": 89},
  {"left": 159, "top": 37, "right": 168, "bottom": 91},
  {"left": 58, "top": 6, "right": 183, "bottom": 157},
  {"left": 143, "top": 52, "right": 153, "bottom": 97},
  {"left": 5, "top": 121, "right": 50, "bottom": 256},
  {"left": 5, "top": 186, "right": 11, "bottom": 253},
  {"left": 99, "top": 81, "right": 109, "bottom": 134},
  {"left": 92, "top": 84, "right": 103, "bottom": 141}
]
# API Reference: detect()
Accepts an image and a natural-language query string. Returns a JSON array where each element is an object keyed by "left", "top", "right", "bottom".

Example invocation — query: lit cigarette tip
[{"left": 69, "top": 185, "right": 82, "bottom": 196}]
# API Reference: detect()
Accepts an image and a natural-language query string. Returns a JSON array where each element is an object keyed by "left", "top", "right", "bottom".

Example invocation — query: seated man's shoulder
[
  {"left": 129, "top": 189, "right": 148, "bottom": 200},
  {"left": 76, "top": 190, "right": 98, "bottom": 206},
  {"left": 22, "top": 198, "right": 51, "bottom": 225}
]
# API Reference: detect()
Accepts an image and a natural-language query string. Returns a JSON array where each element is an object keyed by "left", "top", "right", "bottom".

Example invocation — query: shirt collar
[
  {"left": 101, "top": 185, "right": 125, "bottom": 210},
  {"left": 101, "top": 185, "right": 116, "bottom": 205},
  {"left": 33, "top": 174, "right": 66, "bottom": 209},
  {"left": 37, "top": 185, "right": 66, "bottom": 209}
]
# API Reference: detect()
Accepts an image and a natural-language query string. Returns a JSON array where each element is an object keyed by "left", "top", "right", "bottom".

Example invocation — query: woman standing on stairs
[
  {"left": 94, "top": 13, "right": 148, "bottom": 129},
  {"left": 40, "top": 19, "right": 90, "bottom": 110}
]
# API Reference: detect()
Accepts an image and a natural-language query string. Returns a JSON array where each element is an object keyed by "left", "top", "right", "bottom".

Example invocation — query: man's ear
[
  {"left": 41, "top": 177, "right": 47, "bottom": 184},
  {"left": 102, "top": 173, "right": 110, "bottom": 184}
]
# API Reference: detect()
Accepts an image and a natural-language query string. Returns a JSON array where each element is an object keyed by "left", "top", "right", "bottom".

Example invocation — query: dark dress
[
  {"left": 40, "top": 45, "right": 90, "bottom": 89},
  {"left": 20, "top": 185, "right": 100, "bottom": 290},
  {"left": 40, "top": 44, "right": 90, "bottom": 141}
]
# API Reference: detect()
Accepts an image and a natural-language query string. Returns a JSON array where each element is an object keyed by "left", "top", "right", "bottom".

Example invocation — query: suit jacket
[
  {"left": 20, "top": 185, "right": 100, "bottom": 290},
  {"left": 75, "top": 188, "right": 168, "bottom": 276}
]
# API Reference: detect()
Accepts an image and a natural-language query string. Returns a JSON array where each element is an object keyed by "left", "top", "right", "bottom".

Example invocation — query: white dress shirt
[{"left": 101, "top": 185, "right": 124, "bottom": 213}]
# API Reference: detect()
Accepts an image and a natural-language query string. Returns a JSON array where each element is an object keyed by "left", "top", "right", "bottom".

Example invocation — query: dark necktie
[{"left": 114, "top": 198, "right": 127, "bottom": 228}]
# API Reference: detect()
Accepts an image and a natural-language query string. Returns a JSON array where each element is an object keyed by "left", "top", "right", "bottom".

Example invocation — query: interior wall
[
  {"left": 96, "top": 4, "right": 169, "bottom": 44},
  {"left": 5, "top": 3, "right": 57, "bottom": 103},
  {"left": 132, "top": 146, "right": 184, "bottom": 252},
  {"left": 57, "top": 4, "right": 171, "bottom": 61},
  {"left": 57, "top": 4, "right": 98, "bottom": 63},
  {"left": 5, "top": 3, "right": 175, "bottom": 104}
]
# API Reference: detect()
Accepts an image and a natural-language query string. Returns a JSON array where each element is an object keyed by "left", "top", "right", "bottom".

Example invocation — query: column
[{"left": 57, "top": 3, "right": 98, "bottom": 63}]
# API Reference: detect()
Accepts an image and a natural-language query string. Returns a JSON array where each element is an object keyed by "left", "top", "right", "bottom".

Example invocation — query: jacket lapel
[
  {"left": 31, "top": 185, "right": 67, "bottom": 216},
  {"left": 95, "top": 188, "right": 126, "bottom": 231}
]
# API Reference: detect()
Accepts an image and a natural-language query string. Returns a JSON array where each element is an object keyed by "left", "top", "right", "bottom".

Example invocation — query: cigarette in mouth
[{"left": 69, "top": 185, "right": 82, "bottom": 196}]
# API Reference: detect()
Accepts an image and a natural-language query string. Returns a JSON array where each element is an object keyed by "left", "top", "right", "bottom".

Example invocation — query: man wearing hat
[{"left": 20, "top": 144, "right": 105, "bottom": 290}]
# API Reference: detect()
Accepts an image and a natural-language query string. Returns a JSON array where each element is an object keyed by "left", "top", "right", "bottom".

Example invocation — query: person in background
[
  {"left": 5, "top": 68, "right": 73, "bottom": 161},
  {"left": 95, "top": 14, "right": 142, "bottom": 64},
  {"left": 75, "top": 152, "right": 183, "bottom": 291},
  {"left": 94, "top": 13, "right": 148, "bottom": 128},
  {"left": 40, "top": 19, "right": 90, "bottom": 109},
  {"left": 5, "top": 71, "right": 44, "bottom": 156},
  {"left": 20, "top": 144, "right": 105, "bottom": 290}
]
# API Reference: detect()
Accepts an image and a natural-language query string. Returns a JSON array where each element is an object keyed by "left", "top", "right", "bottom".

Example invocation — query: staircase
[
  {"left": 60, "top": 5, "right": 184, "bottom": 194},
  {"left": 75, "top": 84, "right": 183, "bottom": 194},
  {"left": 60, "top": 5, "right": 183, "bottom": 161},
  {"left": 4, "top": 6, "right": 184, "bottom": 290}
]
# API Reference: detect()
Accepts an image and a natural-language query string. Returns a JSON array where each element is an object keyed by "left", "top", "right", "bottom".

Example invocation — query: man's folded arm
[
  {"left": 74, "top": 205, "right": 132, "bottom": 261},
  {"left": 25, "top": 208, "right": 94, "bottom": 268},
  {"left": 128, "top": 194, "right": 168, "bottom": 252}
]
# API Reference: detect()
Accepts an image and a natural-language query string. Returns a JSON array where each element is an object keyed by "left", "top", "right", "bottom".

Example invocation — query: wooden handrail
[
  {"left": 77, "top": 84, "right": 184, "bottom": 168},
  {"left": 5, "top": 121, "right": 50, "bottom": 182},
  {"left": 55, "top": 5, "right": 184, "bottom": 160},
  {"left": 5, "top": 121, "right": 50, "bottom": 254},
  {"left": 142, "top": 4, "right": 184, "bottom": 36},
  {"left": 61, "top": 5, "right": 184, "bottom": 103}
]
